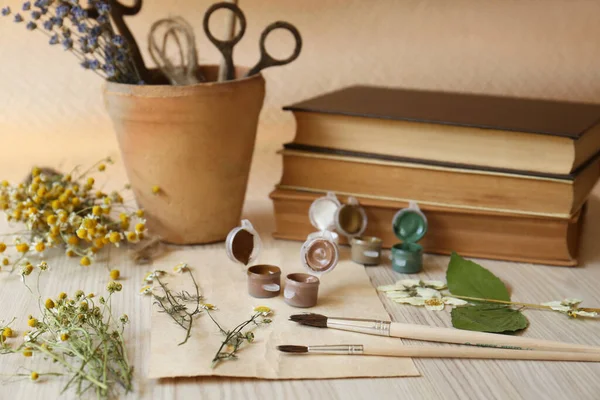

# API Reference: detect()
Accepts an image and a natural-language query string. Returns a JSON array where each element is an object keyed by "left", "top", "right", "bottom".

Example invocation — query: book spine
[{"left": 270, "top": 191, "right": 579, "bottom": 267}]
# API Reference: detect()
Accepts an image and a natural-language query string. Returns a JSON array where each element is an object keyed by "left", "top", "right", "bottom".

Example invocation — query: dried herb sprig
[
  {"left": 0, "top": 264, "right": 134, "bottom": 398},
  {"left": 207, "top": 306, "right": 273, "bottom": 369},
  {"left": 1, "top": 1, "right": 141, "bottom": 83},
  {"left": 0, "top": 160, "right": 146, "bottom": 269},
  {"left": 149, "top": 264, "right": 204, "bottom": 345}
]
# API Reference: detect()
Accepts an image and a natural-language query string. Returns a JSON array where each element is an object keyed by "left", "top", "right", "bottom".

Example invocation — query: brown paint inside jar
[
  {"left": 338, "top": 205, "right": 363, "bottom": 235},
  {"left": 231, "top": 229, "right": 254, "bottom": 265},
  {"left": 304, "top": 239, "right": 336, "bottom": 273}
]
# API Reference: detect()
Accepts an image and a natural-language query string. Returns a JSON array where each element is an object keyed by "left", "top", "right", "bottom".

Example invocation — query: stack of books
[{"left": 270, "top": 86, "right": 600, "bottom": 266}]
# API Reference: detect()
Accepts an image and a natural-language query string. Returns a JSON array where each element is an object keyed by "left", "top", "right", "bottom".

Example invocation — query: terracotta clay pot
[{"left": 104, "top": 66, "right": 265, "bottom": 244}]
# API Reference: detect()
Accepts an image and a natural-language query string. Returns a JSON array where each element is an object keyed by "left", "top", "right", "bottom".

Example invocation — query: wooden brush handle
[
  {"left": 365, "top": 345, "right": 600, "bottom": 362},
  {"left": 390, "top": 322, "right": 600, "bottom": 353}
]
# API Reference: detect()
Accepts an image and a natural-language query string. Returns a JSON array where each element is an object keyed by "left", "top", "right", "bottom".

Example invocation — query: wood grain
[{"left": 0, "top": 125, "right": 599, "bottom": 399}]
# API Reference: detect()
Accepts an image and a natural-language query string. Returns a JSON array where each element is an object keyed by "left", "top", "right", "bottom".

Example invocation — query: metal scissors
[{"left": 203, "top": 2, "right": 303, "bottom": 81}]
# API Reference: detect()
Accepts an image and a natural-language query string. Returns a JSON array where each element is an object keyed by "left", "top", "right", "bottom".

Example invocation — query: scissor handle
[
  {"left": 246, "top": 21, "right": 303, "bottom": 77},
  {"left": 203, "top": 2, "right": 247, "bottom": 81}
]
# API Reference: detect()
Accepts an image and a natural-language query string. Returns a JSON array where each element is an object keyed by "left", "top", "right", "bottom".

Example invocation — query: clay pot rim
[
  {"left": 286, "top": 273, "right": 320, "bottom": 286},
  {"left": 248, "top": 265, "right": 282, "bottom": 277},
  {"left": 104, "top": 65, "right": 264, "bottom": 96}
]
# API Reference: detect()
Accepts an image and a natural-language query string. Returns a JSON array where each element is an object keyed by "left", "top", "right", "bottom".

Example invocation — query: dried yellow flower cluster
[{"left": 0, "top": 161, "right": 146, "bottom": 268}]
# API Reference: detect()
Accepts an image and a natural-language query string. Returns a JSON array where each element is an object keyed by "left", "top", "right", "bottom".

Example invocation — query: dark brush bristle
[
  {"left": 277, "top": 345, "right": 309, "bottom": 353},
  {"left": 289, "top": 313, "right": 328, "bottom": 328}
]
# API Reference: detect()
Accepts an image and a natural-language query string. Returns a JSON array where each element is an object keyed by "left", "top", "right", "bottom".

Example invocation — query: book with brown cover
[
  {"left": 270, "top": 188, "right": 585, "bottom": 267},
  {"left": 284, "top": 86, "right": 600, "bottom": 176},
  {"left": 278, "top": 148, "right": 599, "bottom": 217}
]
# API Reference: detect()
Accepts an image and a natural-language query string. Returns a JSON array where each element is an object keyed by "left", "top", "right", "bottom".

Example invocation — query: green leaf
[
  {"left": 451, "top": 304, "right": 529, "bottom": 333},
  {"left": 446, "top": 253, "right": 510, "bottom": 301}
]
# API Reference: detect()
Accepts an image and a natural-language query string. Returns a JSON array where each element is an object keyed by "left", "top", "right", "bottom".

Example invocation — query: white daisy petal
[
  {"left": 394, "top": 297, "right": 426, "bottom": 306},
  {"left": 561, "top": 298, "right": 583, "bottom": 307},
  {"left": 542, "top": 301, "right": 570, "bottom": 312},
  {"left": 571, "top": 310, "right": 598, "bottom": 318},
  {"left": 423, "top": 280, "right": 447, "bottom": 290},
  {"left": 416, "top": 287, "right": 442, "bottom": 299},
  {"left": 397, "top": 279, "right": 420, "bottom": 288},
  {"left": 443, "top": 297, "right": 468, "bottom": 306}
]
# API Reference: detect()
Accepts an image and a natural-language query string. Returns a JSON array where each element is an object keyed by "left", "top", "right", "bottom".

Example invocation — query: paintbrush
[
  {"left": 289, "top": 314, "right": 600, "bottom": 353},
  {"left": 277, "top": 344, "right": 600, "bottom": 362}
]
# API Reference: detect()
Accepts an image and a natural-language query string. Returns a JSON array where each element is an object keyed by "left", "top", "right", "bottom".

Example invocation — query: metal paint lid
[
  {"left": 225, "top": 219, "right": 262, "bottom": 265},
  {"left": 334, "top": 196, "right": 367, "bottom": 238},
  {"left": 300, "top": 230, "right": 339, "bottom": 276},
  {"left": 392, "top": 201, "right": 427, "bottom": 244},
  {"left": 308, "top": 192, "right": 341, "bottom": 231}
]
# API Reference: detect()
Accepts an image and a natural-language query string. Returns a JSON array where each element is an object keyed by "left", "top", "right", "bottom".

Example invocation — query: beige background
[{"left": 3, "top": 0, "right": 600, "bottom": 147}]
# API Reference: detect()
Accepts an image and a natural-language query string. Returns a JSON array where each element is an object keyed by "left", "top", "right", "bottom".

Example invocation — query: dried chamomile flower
[
  {"left": 173, "top": 262, "right": 189, "bottom": 273},
  {"left": 139, "top": 286, "right": 153, "bottom": 296},
  {"left": 151, "top": 185, "right": 161, "bottom": 195},
  {"left": 542, "top": 299, "right": 598, "bottom": 318},
  {"left": 109, "top": 269, "right": 120, "bottom": 280},
  {"left": 0, "top": 160, "right": 148, "bottom": 270}
]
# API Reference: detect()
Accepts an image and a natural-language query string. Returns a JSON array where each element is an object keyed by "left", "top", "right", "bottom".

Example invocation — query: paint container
[
  {"left": 284, "top": 273, "right": 320, "bottom": 308},
  {"left": 225, "top": 219, "right": 261, "bottom": 266},
  {"left": 308, "top": 191, "right": 341, "bottom": 243},
  {"left": 350, "top": 236, "right": 383, "bottom": 266},
  {"left": 391, "top": 202, "right": 428, "bottom": 274},
  {"left": 247, "top": 265, "right": 281, "bottom": 298},
  {"left": 335, "top": 196, "right": 367, "bottom": 239},
  {"left": 226, "top": 220, "right": 283, "bottom": 298}
]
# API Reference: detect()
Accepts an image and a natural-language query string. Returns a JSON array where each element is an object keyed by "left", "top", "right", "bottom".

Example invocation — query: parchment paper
[{"left": 149, "top": 240, "right": 419, "bottom": 379}]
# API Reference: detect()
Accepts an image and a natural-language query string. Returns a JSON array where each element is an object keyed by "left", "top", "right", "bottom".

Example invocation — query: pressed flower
[
  {"left": 173, "top": 262, "right": 189, "bottom": 273},
  {"left": 253, "top": 306, "right": 272, "bottom": 315},
  {"left": 108, "top": 231, "right": 121, "bottom": 244},
  {"left": 139, "top": 285, "right": 152, "bottom": 295},
  {"left": 201, "top": 303, "right": 216, "bottom": 310},
  {"left": 34, "top": 241, "right": 45, "bottom": 253},
  {"left": 134, "top": 222, "right": 145, "bottom": 233}
]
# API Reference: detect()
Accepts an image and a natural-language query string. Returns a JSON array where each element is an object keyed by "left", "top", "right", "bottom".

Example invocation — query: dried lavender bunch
[{"left": 1, "top": 1, "right": 141, "bottom": 83}]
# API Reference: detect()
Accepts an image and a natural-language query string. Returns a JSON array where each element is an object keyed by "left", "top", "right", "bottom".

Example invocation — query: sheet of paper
[{"left": 149, "top": 240, "right": 419, "bottom": 379}]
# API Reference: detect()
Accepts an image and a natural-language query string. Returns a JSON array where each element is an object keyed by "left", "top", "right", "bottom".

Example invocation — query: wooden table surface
[{"left": 0, "top": 125, "right": 599, "bottom": 400}]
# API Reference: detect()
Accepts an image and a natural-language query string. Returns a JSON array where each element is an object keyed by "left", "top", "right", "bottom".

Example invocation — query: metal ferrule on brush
[
  {"left": 327, "top": 317, "right": 391, "bottom": 337},
  {"left": 307, "top": 345, "right": 364, "bottom": 355}
]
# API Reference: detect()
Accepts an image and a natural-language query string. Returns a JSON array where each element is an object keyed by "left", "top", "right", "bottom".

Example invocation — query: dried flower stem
[
  {"left": 447, "top": 293, "right": 600, "bottom": 313},
  {"left": 153, "top": 269, "right": 203, "bottom": 345}
]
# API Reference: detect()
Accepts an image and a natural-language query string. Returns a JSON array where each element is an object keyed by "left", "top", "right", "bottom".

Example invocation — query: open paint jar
[
  {"left": 350, "top": 236, "right": 383, "bottom": 266},
  {"left": 285, "top": 229, "right": 340, "bottom": 308},
  {"left": 284, "top": 273, "right": 320, "bottom": 308},
  {"left": 391, "top": 202, "right": 428, "bottom": 274},
  {"left": 247, "top": 265, "right": 281, "bottom": 298},
  {"left": 226, "top": 220, "right": 281, "bottom": 298},
  {"left": 334, "top": 196, "right": 367, "bottom": 239}
]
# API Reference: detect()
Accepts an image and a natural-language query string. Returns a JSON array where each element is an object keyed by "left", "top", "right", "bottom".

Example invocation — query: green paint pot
[{"left": 391, "top": 202, "right": 427, "bottom": 274}]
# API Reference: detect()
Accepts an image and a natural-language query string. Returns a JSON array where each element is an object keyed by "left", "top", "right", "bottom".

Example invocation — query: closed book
[
  {"left": 270, "top": 188, "right": 585, "bottom": 267},
  {"left": 284, "top": 86, "right": 600, "bottom": 176},
  {"left": 278, "top": 148, "right": 599, "bottom": 217}
]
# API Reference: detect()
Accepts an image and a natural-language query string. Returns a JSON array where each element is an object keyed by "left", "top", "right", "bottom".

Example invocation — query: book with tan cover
[
  {"left": 278, "top": 148, "right": 599, "bottom": 217},
  {"left": 284, "top": 86, "right": 600, "bottom": 176}
]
